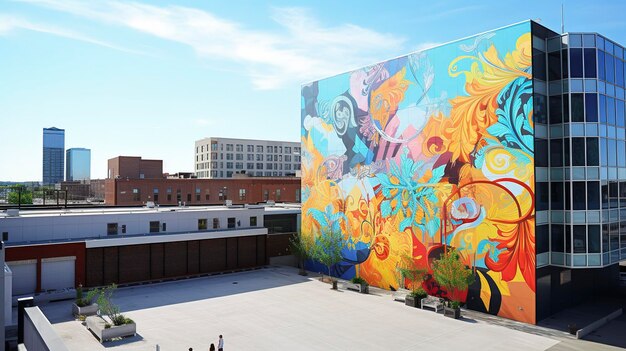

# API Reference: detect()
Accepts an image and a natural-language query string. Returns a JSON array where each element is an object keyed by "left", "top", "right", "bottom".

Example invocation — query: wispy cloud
[
  {"left": 16, "top": 0, "right": 408, "bottom": 89},
  {"left": 0, "top": 14, "right": 145, "bottom": 55}
]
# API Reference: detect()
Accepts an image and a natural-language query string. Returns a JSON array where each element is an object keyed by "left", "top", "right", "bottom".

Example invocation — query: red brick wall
[
  {"left": 107, "top": 156, "right": 163, "bottom": 180},
  {"left": 105, "top": 177, "right": 301, "bottom": 205}
]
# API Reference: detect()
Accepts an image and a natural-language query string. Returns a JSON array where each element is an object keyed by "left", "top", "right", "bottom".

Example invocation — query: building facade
[
  {"left": 194, "top": 137, "right": 301, "bottom": 178},
  {"left": 42, "top": 127, "right": 65, "bottom": 185},
  {"left": 108, "top": 156, "right": 163, "bottom": 179},
  {"left": 0, "top": 204, "right": 299, "bottom": 296},
  {"left": 301, "top": 20, "right": 623, "bottom": 324},
  {"left": 66, "top": 148, "right": 91, "bottom": 181}
]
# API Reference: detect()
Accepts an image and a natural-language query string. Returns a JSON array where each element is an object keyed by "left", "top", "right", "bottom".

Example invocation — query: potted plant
[
  {"left": 72, "top": 284, "right": 99, "bottom": 317},
  {"left": 431, "top": 248, "right": 475, "bottom": 319},
  {"left": 405, "top": 287, "right": 427, "bottom": 308},
  {"left": 289, "top": 230, "right": 314, "bottom": 276},
  {"left": 85, "top": 284, "right": 136, "bottom": 343},
  {"left": 350, "top": 276, "right": 369, "bottom": 294},
  {"left": 398, "top": 255, "right": 427, "bottom": 303},
  {"left": 311, "top": 227, "right": 344, "bottom": 290}
]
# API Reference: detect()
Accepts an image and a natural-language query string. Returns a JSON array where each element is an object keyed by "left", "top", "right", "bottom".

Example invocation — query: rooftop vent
[{"left": 6, "top": 209, "right": 19, "bottom": 217}]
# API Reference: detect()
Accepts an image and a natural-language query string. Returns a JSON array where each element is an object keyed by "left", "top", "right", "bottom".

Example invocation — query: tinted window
[
  {"left": 616, "top": 58, "right": 625, "bottom": 87},
  {"left": 535, "top": 94, "right": 548, "bottom": 124},
  {"left": 617, "top": 100, "right": 625, "bottom": 127},
  {"left": 535, "top": 139, "right": 548, "bottom": 167},
  {"left": 548, "top": 51, "right": 561, "bottom": 81},
  {"left": 533, "top": 48, "right": 547, "bottom": 81},
  {"left": 549, "top": 95, "right": 562, "bottom": 124},
  {"left": 608, "top": 139, "right": 617, "bottom": 166},
  {"left": 551, "top": 224, "right": 565, "bottom": 252},
  {"left": 588, "top": 181, "right": 600, "bottom": 210},
  {"left": 573, "top": 225, "right": 586, "bottom": 253},
  {"left": 550, "top": 139, "right": 563, "bottom": 167},
  {"left": 598, "top": 50, "right": 605, "bottom": 80},
  {"left": 585, "top": 94, "right": 598, "bottom": 122},
  {"left": 619, "top": 140, "right": 626, "bottom": 167},
  {"left": 573, "top": 182, "right": 586, "bottom": 210},
  {"left": 572, "top": 138, "right": 585, "bottom": 166},
  {"left": 228, "top": 217, "right": 236, "bottom": 228},
  {"left": 537, "top": 225, "right": 549, "bottom": 254},
  {"left": 588, "top": 225, "right": 601, "bottom": 253},
  {"left": 570, "top": 48, "right": 583, "bottom": 78},
  {"left": 607, "top": 97, "right": 616, "bottom": 125},
  {"left": 584, "top": 48, "right": 597, "bottom": 78},
  {"left": 551, "top": 182, "right": 564, "bottom": 210},
  {"left": 606, "top": 54, "right": 615, "bottom": 84},
  {"left": 600, "top": 95, "right": 607, "bottom": 123},
  {"left": 570, "top": 94, "right": 584, "bottom": 122},
  {"left": 536, "top": 182, "right": 549, "bottom": 211},
  {"left": 562, "top": 49, "right": 569, "bottom": 79},
  {"left": 586, "top": 137, "right": 599, "bottom": 166}
]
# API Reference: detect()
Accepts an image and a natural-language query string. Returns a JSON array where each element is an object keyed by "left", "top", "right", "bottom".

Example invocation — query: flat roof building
[
  {"left": 66, "top": 148, "right": 91, "bottom": 181},
  {"left": 301, "top": 20, "right": 625, "bottom": 324},
  {"left": 194, "top": 137, "right": 301, "bottom": 178}
]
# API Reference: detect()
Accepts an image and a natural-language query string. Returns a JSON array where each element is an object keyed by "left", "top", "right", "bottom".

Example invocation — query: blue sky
[{"left": 1, "top": 0, "right": 625, "bottom": 181}]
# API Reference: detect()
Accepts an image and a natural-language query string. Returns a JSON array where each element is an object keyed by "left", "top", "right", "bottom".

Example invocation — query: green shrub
[
  {"left": 409, "top": 287, "right": 427, "bottom": 299},
  {"left": 449, "top": 300, "right": 461, "bottom": 309},
  {"left": 104, "top": 323, "right": 111, "bottom": 329},
  {"left": 350, "top": 276, "right": 367, "bottom": 285}
]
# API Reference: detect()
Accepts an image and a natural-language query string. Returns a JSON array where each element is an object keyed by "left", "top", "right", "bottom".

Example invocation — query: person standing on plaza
[
  {"left": 218, "top": 335, "right": 224, "bottom": 351},
  {"left": 209, "top": 343, "right": 215, "bottom": 351}
]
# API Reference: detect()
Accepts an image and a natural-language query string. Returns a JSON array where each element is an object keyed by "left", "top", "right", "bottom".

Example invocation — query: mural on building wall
[{"left": 301, "top": 22, "right": 536, "bottom": 323}]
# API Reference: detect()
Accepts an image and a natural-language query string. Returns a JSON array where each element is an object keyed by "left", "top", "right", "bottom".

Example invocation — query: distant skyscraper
[
  {"left": 66, "top": 148, "right": 91, "bottom": 181},
  {"left": 42, "top": 127, "right": 65, "bottom": 185}
]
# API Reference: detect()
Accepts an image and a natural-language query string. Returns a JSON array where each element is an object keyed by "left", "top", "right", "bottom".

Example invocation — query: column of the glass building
[{"left": 544, "top": 33, "right": 626, "bottom": 268}]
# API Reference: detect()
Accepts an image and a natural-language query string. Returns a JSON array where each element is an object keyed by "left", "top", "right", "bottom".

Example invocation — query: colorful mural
[{"left": 301, "top": 22, "right": 536, "bottom": 323}]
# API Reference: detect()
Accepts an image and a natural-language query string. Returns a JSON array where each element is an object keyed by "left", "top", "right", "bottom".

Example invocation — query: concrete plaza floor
[{"left": 38, "top": 267, "right": 615, "bottom": 350}]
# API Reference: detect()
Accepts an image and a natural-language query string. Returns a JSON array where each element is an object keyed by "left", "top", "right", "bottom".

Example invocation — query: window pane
[
  {"left": 617, "top": 100, "right": 625, "bottom": 127},
  {"left": 573, "top": 182, "right": 586, "bottom": 210},
  {"left": 608, "top": 139, "right": 617, "bottom": 166},
  {"left": 619, "top": 140, "right": 626, "bottom": 167},
  {"left": 533, "top": 48, "right": 547, "bottom": 81},
  {"left": 584, "top": 48, "right": 597, "bottom": 78},
  {"left": 572, "top": 138, "right": 585, "bottom": 166},
  {"left": 600, "top": 138, "right": 607, "bottom": 166},
  {"left": 585, "top": 93, "right": 598, "bottom": 122},
  {"left": 549, "top": 95, "right": 563, "bottom": 124},
  {"left": 586, "top": 138, "right": 599, "bottom": 166},
  {"left": 620, "top": 181, "right": 626, "bottom": 207},
  {"left": 606, "top": 54, "right": 615, "bottom": 84},
  {"left": 570, "top": 48, "right": 583, "bottom": 78},
  {"left": 552, "top": 224, "right": 565, "bottom": 252},
  {"left": 535, "top": 139, "right": 548, "bottom": 167},
  {"left": 588, "top": 181, "right": 600, "bottom": 209},
  {"left": 607, "top": 97, "right": 616, "bottom": 125},
  {"left": 535, "top": 94, "right": 548, "bottom": 124},
  {"left": 599, "top": 94, "right": 607, "bottom": 123},
  {"left": 551, "top": 182, "right": 564, "bottom": 210},
  {"left": 588, "top": 225, "right": 601, "bottom": 253},
  {"left": 536, "top": 182, "right": 549, "bottom": 211},
  {"left": 571, "top": 93, "right": 584, "bottom": 122},
  {"left": 562, "top": 49, "right": 569, "bottom": 79},
  {"left": 602, "top": 182, "right": 609, "bottom": 209},
  {"left": 550, "top": 139, "right": 563, "bottom": 166},
  {"left": 598, "top": 50, "right": 606, "bottom": 80},
  {"left": 617, "top": 58, "right": 625, "bottom": 87},
  {"left": 537, "top": 225, "right": 549, "bottom": 254},
  {"left": 548, "top": 51, "right": 561, "bottom": 81},
  {"left": 573, "top": 225, "right": 586, "bottom": 253}
]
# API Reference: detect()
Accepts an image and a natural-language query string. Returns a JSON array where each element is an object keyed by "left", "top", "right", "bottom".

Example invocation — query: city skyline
[{"left": 2, "top": 0, "right": 626, "bottom": 181}]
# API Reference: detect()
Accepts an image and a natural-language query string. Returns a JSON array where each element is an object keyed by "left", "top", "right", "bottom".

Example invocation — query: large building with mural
[{"left": 301, "top": 20, "right": 625, "bottom": 324}]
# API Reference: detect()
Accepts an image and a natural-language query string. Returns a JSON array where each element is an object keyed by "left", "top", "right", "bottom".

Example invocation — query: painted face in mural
[{"left": 302, "top": 22, "right": 536, "bottom": 323}]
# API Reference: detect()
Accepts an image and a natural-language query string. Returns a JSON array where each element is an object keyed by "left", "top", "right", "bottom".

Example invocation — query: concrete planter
[
  {"left": 346, "top": 282, "right": 369, "bottom": 294},
  {"left": 443, "top": 306, "right": 461, "bottom": 319},
  {"left": 72, "top": 303, "right": 98, "bottom": 316},
  {"left": 86, "top": 316, "right": 136, "bottom": 343},
  {"left": 405, "top": 295, "right": 418, "bottom": 308}
]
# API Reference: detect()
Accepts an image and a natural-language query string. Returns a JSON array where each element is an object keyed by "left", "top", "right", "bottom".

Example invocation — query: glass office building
[
  {"left": 42, "top": 127, "right": 65, "bottom": 185},
  {"left": 66, "top": 148, "right": 91, "bottom": 181}
]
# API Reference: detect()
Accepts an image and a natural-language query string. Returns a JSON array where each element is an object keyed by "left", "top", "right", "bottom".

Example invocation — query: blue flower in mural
[
  {"left": 307, "top": 204, "right": 347, "bottom": 235},
  {"left": 376, "top": 149, "right": 444, "bottom": 237},
  {"left": 489, "top": 77, "right": 534, "bottom": 155}
]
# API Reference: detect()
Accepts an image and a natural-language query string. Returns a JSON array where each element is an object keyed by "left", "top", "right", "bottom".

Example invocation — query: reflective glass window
[
  {"left": 550, "top": 139, "right": 563, "bottom": 166},
  {"left": 600, "top": 94, "right": 607, "bottom": 123},
  {"left": 549, "top": 95, "right": 562, "bottom": 124},
  {"left": 570, "top": 48, "right": 583, "bottom": 78},
  {"left": 573, "top": 182, "right": 586, "bottom": 210},
  {"left": 584, "top": 48, "right": 597, "bottom": 78},
  {"left": 537, "top": 225, "right": 549, "bottom": 254},
  {"left": 606, "top": 54, "right": 615, "bottom": 84},
  {"left": 551, "top": 182, "right": 564, "bottom": 210},
  {"left": 598, "top": 50, "right": 606, "bottom": 80},
  {"left": 588, "top": 225, "right": 601, "bottom": 253},
  {"left": 536, "top": 182, "right": 549, "bottom": 211},
  {"left": 535, "top": 94, "right": 548, "bottom": 124},
  {"left": 608, "top": 139, "right": 617, "bottom": 167},
  {"left": 548, "top": 51, "right": 561, "bottom": 81},
  {"left": 535, "top": 139, "right": 548, "bottom": 167},
  {"left": 552, "top": 224, "right": 565, "bottom": 252},
  {"left": 562, "top": 49, "right": 569, "bottom": 79},
  {"left": 586, "top": 137, "right": 599, "bottom": 166},
  {"left": 616, "top": 59, "right": 625, "bottom": 87},
  {"left": 573, "top": 225, "right": 586, "bottom": 253},
  {"left": 617, "top": 100, "right": 625, "bottom": 127},
  {"left": 533, "top": 48, "right": 547, "bottom": 81},
  {"left": 571, "top": 93, "right": 584, "bottom": 122},
  {"left": 572, "top": 138, "right": 585, "bottom": 166},
  {"left": 620, "top": 181, "right": 626, "bottom": 207},
  {"left": 602, "top": 182, "right": 609, "bottom": 209},
  {"left": 607, "top": 97, "right": 616, "bottom": 125},
  {"left": 585, "top": 93, "right": 598, "bottom": 122},
  {"left": 588, "top": 181, "right": 600, "bottom": 210},
  {"left": 619, "top": 141, "right": 626, "bottom": 167}
]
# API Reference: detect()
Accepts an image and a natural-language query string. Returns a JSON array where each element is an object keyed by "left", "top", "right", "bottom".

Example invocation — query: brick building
[{"left": 104, "top": 156, "right": 301, "bottom": 206}]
